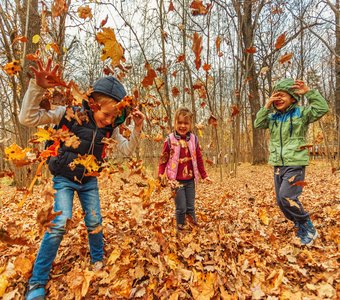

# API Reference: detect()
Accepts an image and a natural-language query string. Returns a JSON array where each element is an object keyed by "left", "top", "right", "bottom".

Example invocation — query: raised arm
[{"left": 19, "top": 58, "right": 66, "bottom": 127}]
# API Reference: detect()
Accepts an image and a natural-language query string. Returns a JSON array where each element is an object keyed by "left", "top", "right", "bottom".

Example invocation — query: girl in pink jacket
[{"left": 158, "top": 107, "right": 212, "bottom": 230}]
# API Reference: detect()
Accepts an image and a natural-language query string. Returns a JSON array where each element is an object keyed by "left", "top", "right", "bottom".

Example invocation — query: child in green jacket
[{"left": 254, "top": 79, "right": 329, "bottom": 245}]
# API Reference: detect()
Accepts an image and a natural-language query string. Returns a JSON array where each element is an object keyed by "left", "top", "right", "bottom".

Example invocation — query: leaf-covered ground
[{"left": 0, "top": 161, "right": 339, "bottom": 299}]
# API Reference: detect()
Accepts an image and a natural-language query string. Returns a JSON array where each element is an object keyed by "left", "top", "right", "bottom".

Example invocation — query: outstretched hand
[
  {"left": 291, "top": 80, "right": 310, "bottom": 95},
  {"left": 30, "top": 58, "right": 62, "bottom": 89}
]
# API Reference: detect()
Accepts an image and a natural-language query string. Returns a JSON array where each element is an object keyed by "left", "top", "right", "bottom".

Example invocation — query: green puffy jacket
[{"left": 254, "top": 89, "right": 329, "bottom": 166}]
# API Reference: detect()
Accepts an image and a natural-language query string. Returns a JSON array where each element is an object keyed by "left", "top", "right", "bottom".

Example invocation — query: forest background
[{"left": 0, "top": 0, "right": 339, "bottom": 299}]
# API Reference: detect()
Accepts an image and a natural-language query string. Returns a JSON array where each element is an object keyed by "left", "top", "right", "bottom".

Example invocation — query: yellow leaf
[
  {"left": 33, "top": 127, "right": 54, "bottom": 143},
  {"left": 5, "top": 144, "right": 31, "bottom": 161},
  {"left": 96, "top": 28, "right": 125, "bottom": 68},
  {"left": 32, "top": 34, "right": 40, "bottom": 44},
  {"left": 45, "top": 43, "right": 51, "bottom": 51}
]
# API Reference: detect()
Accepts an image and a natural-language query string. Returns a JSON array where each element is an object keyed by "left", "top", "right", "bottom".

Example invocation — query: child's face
[
  {"left": 175, "top": 114, "right": 192, "bottom": 136},
  {"left": 272, "top": 91, "right": 296, "bottom": 112},
  {"left": 93, "top": 96, "right": 118, "bottom": 128}
]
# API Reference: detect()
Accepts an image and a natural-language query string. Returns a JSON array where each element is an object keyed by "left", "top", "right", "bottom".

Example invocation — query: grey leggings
[
  {"left": 174, "top": 179, "right": 196, "bottom": 225},
  {"left": 274, "top": 166, "right": 309, "bottom": 224}
]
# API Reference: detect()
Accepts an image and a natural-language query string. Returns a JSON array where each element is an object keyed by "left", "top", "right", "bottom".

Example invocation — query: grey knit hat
[
  {"left": 92, "top": 76, "right": 126, "bottom": 102},
  {"left": 273, "top": 78, "right": 300, "bottom": 102}
]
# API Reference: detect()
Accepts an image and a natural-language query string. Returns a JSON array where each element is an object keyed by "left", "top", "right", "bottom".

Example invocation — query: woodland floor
[{"left": 0, "top": 160, "right": 339, "bottom": 299}]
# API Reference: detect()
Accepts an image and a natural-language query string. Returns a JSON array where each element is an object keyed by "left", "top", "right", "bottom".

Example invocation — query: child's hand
[
  {"left": 292, "top": 80, "right": 310, "bottom": 95},
  {"left": 264, "top": 94, "right": 277, "bottom": 109},
  {"left": 131, "top": 108, "right": 145, "bottom": 132},
  {"left": 30, "top": 58, "right": 61, "bottom": 89},
  {"left": 203, "top": 176, "right": 213, "bottom": 183}
]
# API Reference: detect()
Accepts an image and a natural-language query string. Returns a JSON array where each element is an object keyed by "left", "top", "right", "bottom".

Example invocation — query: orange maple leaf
[
  {"left": 3, "top": 60, "right": 22, "bottom": 76},
  {"left": 96, "top": 28, "right": 125, "bottom": 68},
  {"left": 275, "top": 32, "right": 286, "bottom": 49},
  {"left": 12, "top": 35, "right": 28, "bottom": 44},
  {"left": 208, "top": 115, "right": 218, "bottom": 128},
  {"left": 192, "top": 32, "right": 203, "bottom": 70},
  {"left": 231, "top": 105, "right": 240, "bottom": 117},
  {"left": 172, "top": 86, "right": 180, "bottom": 97},
  {"left": 246, "top": 46, "right": 257, "bottom": 54},
  {"left": 141, "top": 64, "right": 157, "bottom": 87},
  {"left": 278, "top": 52, "right": 293, "bottom": 64},
  {"left": 77, "top": 5, "right": 92, "bottom": 19},
  {"left": 52, "top": 0, "right": 68, "bottom": 17},
  {"left": 203, "top": 63, "right": 211, "bottom": 71},
  {"left": 190, "top": 0, "right": 211, "bottom": 16}
]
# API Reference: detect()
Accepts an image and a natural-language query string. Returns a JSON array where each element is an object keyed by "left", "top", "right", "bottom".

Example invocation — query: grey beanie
[{"left": 92, "top": 76, "right": 127, "bottom": 102}]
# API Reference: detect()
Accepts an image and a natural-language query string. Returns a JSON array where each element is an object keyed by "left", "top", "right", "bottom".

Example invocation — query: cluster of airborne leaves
[{"left": 0, "top": 162, "right": 339, "bottom": 299}]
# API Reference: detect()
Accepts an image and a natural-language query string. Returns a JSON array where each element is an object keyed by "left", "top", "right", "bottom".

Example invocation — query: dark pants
[
  {"left": 174, "top": 179, "right": 196, "bottom": 225},
  {"left": 274, "top": 166, "right": 309, "bottom": 224}
]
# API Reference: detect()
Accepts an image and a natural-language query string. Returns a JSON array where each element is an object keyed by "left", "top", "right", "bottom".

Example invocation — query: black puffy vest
[{"left": 48, "top": 103, "right": 125, "bottom": 183}]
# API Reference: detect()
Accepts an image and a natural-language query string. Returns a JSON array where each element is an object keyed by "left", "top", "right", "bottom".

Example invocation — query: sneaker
[
  {"left": 299, "top": 219, "right": 318, "bottom": 245},
  {"left": 25, "top": 283, "right": 45, "bottom": 300},
  {"left": 92, "top": 261, "right": 103, "bottom": 272}
]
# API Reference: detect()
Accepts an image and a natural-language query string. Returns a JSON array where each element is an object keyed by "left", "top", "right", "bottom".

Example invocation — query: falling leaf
[
  {"left": 278, "top": 52, "right": 293, "bottom": 64},
  {"left": 141, "top": 64, "right": 157, "bottom": 87},
  {"left": 192, "top": 32, "right": 202, "bottom": 70},
  {"left": 32, "top": 34, "right": 40, "bottom": 44},
  {"left": 230, "top": 105, "right": 240, "bottom": 117},
  {"left": 168, "top": 0, "right": 175, "bottom": 12},
  {"left": 77, "top": 5, "right": 92, "bottom": 19},
  {"left": 291, "top": 181, "right": 307, "bottom": 187},
  {"left": 3, "top": 60, "right": 21, "bottom": 76},
  {"left": 36, "top": 206, "right": 62, "bottom": 235},
  {"left": 246, "top": 46, "right": 256, "bottom": 53},
  {"left": 96, "top": 28, "right": 125, "bottom": 68},
  {"left": 5, "top": 144, "right": 31, "bottom": 161},
  {"left": 12, "top": 35, "right": 27, "bottom": 44},
  {"left": 100, "top": 15, "right": 108, "bottom": 27},
  {"left": 208, "top": 115, "right": 218, "bottom": 128},
  {"left": 190, "top": 0, "right": 211, "bottom": 16},
  {"left": 203, "top": 63, "right": 211, "bottom": 71},
  {"left": 52, "top": 0, "right": 68, "bottom": 17},
  {"left": 288, "top": 175, "right": 296, "bottom": 183},
  {"left": 172, "top": 86, "right": 180, "bottom": 97},
  {"left": 260, "top": 66, "right": 269, "bottom": 75},
  {"left": 69, "top": 154, "right": 100, "bottom": 173},
  {"left": 176, "top": 54, "right": 185, "bottom": 63},
  {"left": 275, "top": 32, "right": 286, "bottom": 49}
]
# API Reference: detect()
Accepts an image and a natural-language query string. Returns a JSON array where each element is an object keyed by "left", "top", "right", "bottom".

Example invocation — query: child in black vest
[{"left": 19, "top": 58, "right": 144, "bottom": 300}]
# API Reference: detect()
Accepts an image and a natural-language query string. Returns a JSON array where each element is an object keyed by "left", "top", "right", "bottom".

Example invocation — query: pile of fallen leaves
[{"left": 0, "top": 161, "right": 339, "bottom": 299}]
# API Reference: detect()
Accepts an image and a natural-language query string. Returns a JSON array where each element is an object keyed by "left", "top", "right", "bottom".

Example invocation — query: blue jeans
[
  {"left": 174, "top": 179, "right": 196, "bottom": 225},
  {"left": 29, "top": 176, "right": 103, "bottom": 285},
  {"left": 274, "top": 166, "right": 309, "bottom": 224}
]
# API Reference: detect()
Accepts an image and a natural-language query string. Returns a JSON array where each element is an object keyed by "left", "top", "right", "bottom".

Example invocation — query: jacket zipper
[{"left": 279, "top": 119, "right": 284, "bottom": 166}]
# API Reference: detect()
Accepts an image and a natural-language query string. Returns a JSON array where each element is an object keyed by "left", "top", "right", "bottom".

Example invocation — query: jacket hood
[{"left": 273, "top": 78, "right": 300, "bottom": 102}]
